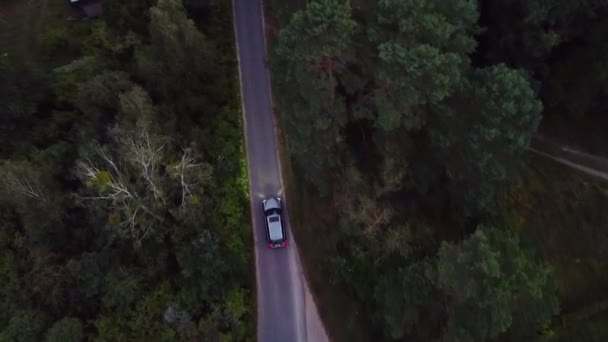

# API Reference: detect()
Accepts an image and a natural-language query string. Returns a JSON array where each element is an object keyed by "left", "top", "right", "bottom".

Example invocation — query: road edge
[
  {"left": 258, "top": 1, "right": 329, "bottom": 342},
  {"left": 257, "top": 2, "right": 308, "bottom": 342},
  {"left": 527, "top": 147, "right": 608, "bottom": 182},
  {"left": 231, "top": 0, "right": 261, "bottom": 338}
]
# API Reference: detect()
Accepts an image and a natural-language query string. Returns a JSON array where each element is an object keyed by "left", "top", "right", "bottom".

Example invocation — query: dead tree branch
[{"left": 0, "top": 161, "right": 48, "bottom": 203}]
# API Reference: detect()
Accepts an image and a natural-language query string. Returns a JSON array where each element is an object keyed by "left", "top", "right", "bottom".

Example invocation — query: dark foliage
[
  {"left": 269, "top": 0, "right": 608, "bottom": 341},
  {"left": 0, "top": 0, "right": 253, "bottom": 340}
]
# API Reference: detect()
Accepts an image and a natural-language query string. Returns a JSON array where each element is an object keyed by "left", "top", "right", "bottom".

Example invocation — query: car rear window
[{"left": 269, "top": 217, "right": 280, "bottom": 223}]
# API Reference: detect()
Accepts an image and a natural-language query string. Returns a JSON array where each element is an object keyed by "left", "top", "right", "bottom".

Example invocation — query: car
[{"left": 263, "top": 196, "right": 287, "bottom": 248}]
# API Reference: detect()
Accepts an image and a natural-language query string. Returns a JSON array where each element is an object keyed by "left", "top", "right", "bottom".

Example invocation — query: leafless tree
[
  {"left": 76, "top": 155, "right": 160, "bottom": 242},
  {"left": 76, "top": 126, "right": 210, "bottom": 243},
  {"left": 378, "top": 153, "right": 408, "bottom": 195},
  {"left": 118, "top": 129, "right": 167, "bottom": 203},
  {"left": 164, "top": 305, "right": 198, "bottom": 340},
  {"left": 346, "top": 194, "right": 394, "bottom": 236},
  {"left": 336, "top": 166, "right": 395, "bottom": 236},
  {"left": 0, "top": 160, "right": 48, "bottom": 203},
  {"left": 171, "top": 148, "right": 204, "bottom": 209}
]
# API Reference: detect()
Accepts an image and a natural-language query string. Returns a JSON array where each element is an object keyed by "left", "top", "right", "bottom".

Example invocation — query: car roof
[
  {"left": 267, "top": 214, "right": 283, "bottom": 241},
  {"left": 263, "top": 197, "right": 281, "bottom": 211}
]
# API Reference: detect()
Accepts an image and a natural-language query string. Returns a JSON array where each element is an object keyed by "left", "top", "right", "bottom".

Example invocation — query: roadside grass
[
  {"left": 209, "top": 0, "right": 257, "bottom": 336},
  {"left": 548, "top": 301, "right": 608, "bottom": 340},
  {"left": 541, "top": 114, "right": 608, "bottom": 158},
  {"left": 545, "top": 119, "right": 608, "bottom": 159},
  {"left": 500, "top": 153, "right": 608, "bottom": 318}
]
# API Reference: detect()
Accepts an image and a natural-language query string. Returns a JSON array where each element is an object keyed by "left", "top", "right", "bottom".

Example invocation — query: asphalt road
[{"left": 232, "top": 1, "right": 328, "bottom": 341}]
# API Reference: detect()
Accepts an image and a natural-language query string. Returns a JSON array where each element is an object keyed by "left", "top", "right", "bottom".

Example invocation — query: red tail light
[
  {"left": 281, "top": 240, "right": 288, "bottom": 246},
  {"left": 267, "top": 243, "right": 273, "bottom": 248}
]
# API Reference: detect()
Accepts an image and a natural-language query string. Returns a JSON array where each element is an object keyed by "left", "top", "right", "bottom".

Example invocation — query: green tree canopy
[
  {"left": 0, "top": 0, "right": 254, "bottom": 340},
  {"left": 44, "top": 317, "right": 83, "bottom": 342},
  {"left": 437, "top": 226, "right": 558, "bottom": 340},
  {"left": 480, "top": 0, "right": 608, "bottom": 72},
  {"left": 0, "top": 310, "right": 50, "bottom": 342},
  {"left": 0, "top": 57, "right": 48, "bottom": 153},
  {"left": 270, "top": 0, "right": 357, "bottom": 193},
  {"left": 136, "top": 0, "right": 218, "bottom": 118},
  {"left": 365, "top": 0, "right": 479, "bottom": 131},
  {"left": 373, "top": 259, "right": 441, "bottom": 339},
  {"left": 431, "top": 64, "right": 542, "bottom": 214}
]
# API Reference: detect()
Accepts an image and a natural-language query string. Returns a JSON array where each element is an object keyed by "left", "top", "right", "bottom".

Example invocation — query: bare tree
[
  {"left": 171, "top": 147, "right": 207, "bottom": 209},
  {"left": 378, "top": 153, "right": 408, "bottom": 195},
  {"left": 76, "top": 156, "right": 160, "bottom": 242},
  {"left": 76, "top": 125, "right": 211, "bottom": 243},
  {"left": 336, "top": 165, "right": 395, "bottom": 236},
  {"left": 0, "top": 160, "right": 48, "bottom": 203},
  {"left": 118, "top": 128, "right": 167, "bottom": 203},
  {"left": 341, "top": 192, "right": 394, "bottom": 236},
  {"left": 163, "top": 305, "right": 198, "bottom": 340}
]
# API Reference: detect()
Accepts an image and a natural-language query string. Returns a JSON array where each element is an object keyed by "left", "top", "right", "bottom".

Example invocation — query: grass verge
[{"left": 501, "top": 153, "right": 608, "bottom": 328}]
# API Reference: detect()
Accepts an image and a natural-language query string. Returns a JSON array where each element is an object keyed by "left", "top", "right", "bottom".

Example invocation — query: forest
[
  {"left": 267, "top": 0, "right": 608, "bottom": 341},
  {"left": 0, "top": 0, "right": 253, "bottom": 340}
]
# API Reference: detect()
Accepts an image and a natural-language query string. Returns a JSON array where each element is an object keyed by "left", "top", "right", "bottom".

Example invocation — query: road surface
[{"left": 232, "top": 0, "right": 329, "bottom": 341}]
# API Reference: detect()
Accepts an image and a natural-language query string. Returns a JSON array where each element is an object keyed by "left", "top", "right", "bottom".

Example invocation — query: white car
[{"left": 263, "top": 197, "right": 287, "bottom": 248}]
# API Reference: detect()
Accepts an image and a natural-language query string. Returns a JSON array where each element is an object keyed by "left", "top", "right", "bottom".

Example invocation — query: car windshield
[{"left": 264, "top": 198, "right": 280, "bottom": 212}]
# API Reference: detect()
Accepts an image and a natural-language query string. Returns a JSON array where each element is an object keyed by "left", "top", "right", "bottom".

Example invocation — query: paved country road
[{"left": 232, "top": 1, "right": 329, "bottom": 341}]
